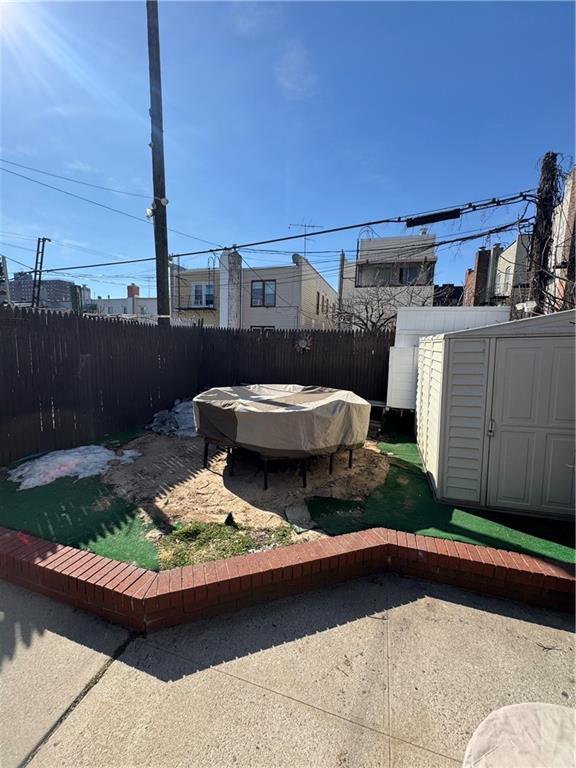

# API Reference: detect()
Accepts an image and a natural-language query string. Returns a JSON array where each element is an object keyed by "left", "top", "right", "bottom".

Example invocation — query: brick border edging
[{"left": 0, "top": 526, "right": 573, "bottom": 631}]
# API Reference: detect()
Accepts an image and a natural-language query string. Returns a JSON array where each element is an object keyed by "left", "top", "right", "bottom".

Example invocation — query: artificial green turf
[
  {"left": 0, "top": 474, "right": 159, "bottom": 570},
  {"left": 308, "top": 437, "right": 575, "bottom": 565}
]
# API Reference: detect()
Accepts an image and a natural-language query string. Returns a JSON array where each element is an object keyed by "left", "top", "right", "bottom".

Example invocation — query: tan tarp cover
[
  {"left": 463, "top": 703, "right": 576, "bottom": 768},
  {"left": 193, "top": 384, "right": 371, "bottom": 458}
]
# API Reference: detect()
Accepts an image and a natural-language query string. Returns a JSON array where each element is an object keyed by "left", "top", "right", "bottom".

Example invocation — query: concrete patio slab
[
  {"left": 30, "top": 636, "right": 388, "bottom": 768},
  {"left": 148, "top": 577, "right": 390, "bottom": 730},
  {"left": 0, "top": 580, "right": 129, "bottom": 768},
  {"left": 389, "top": 738, "right": 460, "bottom": 768},
  {"left": 3, "top": 572, "right": 574, "bottom": 768},
  {"left": 381, "top": 575, "right": 575, "bottom": 761}
]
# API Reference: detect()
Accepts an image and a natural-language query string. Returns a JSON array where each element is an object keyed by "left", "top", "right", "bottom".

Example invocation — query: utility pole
[
  {"left": 529, "top": 152, "right": 560, "bottom": 314},
  {"left": 337, "top": 249, "right": 345, "bottom": 330},
  {"left": 146, "top": 0, "right": 170, "bottom": 326},
  {"left": 31, "top": 237, "right": 51, "bottom": 308}
]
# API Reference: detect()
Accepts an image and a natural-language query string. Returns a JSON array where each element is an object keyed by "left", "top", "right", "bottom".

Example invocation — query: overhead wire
[
  {"left": 171, "top": 191, "right": 536, "bottom": 258},
  {"left": 0, "top": 157, "right": 151, "bottom": 199},
  {"left": 0, "top": 166, "right": 223, "bottom": 248}
]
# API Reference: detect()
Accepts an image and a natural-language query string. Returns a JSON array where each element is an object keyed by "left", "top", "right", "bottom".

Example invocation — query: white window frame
[{"left": 191, "top": 283, "right": 215, "bottom": 308}]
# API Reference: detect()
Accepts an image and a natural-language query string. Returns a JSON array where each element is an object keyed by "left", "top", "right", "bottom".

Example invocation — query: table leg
[
  {"left": 348, "top": 449, "right": 353, "bottom": 469},
  {"left": 329, "top": 453, "right": 334, "bottom": 475}
]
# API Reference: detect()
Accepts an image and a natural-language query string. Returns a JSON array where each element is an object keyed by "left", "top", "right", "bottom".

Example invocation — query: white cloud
[
  {"left": 66, "top": 160, "right": 95, "bottom": 174},
  {"left": 274, "top": 40, "right": 318, "bottom": 101}
]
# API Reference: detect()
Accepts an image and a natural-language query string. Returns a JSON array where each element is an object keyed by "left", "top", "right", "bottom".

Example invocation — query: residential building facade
[
  {"left": 492, "top": 236, "right": 530, "bottom": 307},
  {"left": 92, "top": 284, "right": 158, "bottom": 318},
  {"left": 9, "top": 272, "right": 91, "bottom": 310},
  {"left": 338, "top": 233, "right": 437, "bottom": 329},
  {"left": 173, "top": 251, "right": 337, "bottom": 330},
  {"left": 463, "top": 238, "right": 530, "bottom": 308},
  {"left": 547, "top": 166, "right": 575, "bottom": 311}
]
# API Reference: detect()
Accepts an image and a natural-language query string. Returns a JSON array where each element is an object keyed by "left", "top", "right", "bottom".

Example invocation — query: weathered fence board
[
  {"left": 198, "top": 327, "right": 392, "bottom": 400},
  {"left": 0, "top": 307, "right": 392, "bottom": 465},
  {"left": 0, "top": 307, "right": 202, "bottom": 464}
]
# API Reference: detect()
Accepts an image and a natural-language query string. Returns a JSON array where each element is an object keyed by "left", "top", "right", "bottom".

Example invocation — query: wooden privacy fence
[
  {"left": 0, "top": 307, "right": 392, "bottom": 465},
  {"left": 199, "top": 327, "right": 392, "bottom": 399},
  {"left": 0, "top": 307, "right": 202, "bottom": 465}
]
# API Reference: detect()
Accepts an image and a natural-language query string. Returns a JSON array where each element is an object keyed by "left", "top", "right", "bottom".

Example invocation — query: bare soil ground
[{"left": 103, "top": 431, "right": 389, "bottom": 537}]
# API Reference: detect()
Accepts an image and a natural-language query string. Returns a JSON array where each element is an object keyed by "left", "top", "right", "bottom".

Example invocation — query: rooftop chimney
[{"left": 127, "top": 283, "right": 140, "bottom": 298}]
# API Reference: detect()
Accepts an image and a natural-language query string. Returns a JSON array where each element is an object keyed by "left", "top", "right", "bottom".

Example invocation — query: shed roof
[{"left": 436, "top": 309, "right": 576, "bottom": 339}]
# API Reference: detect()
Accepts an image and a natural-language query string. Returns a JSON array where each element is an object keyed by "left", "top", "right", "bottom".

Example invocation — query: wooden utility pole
[
  {"left": 529, "top": 152, "right": 560, "bottom": 314},
  {"left": 337, "top": 249, "right": 345, "bottom": 330},
  {"left": 146, "top": 0, "right": 170, "bottom": 326}
]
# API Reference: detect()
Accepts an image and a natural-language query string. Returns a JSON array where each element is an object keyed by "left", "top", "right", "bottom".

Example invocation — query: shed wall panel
[{"left": 441, "top": 337, "right": 489, "bottom": 503}]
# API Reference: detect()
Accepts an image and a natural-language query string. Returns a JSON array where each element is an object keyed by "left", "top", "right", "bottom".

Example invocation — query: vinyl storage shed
[{"left": 416, "top": 310, "right": 575, "bottom": 519}]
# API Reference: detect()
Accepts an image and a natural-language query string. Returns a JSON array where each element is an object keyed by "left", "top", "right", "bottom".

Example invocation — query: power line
[
  {"left": 0, "top": 157, "right": 150, "bottom": 199},
  {"left": 0, "top": 240, "right": 37, "bottom": 253},
  {"left": 19, "top": 219, "right": 531, "bottom": 279},
  {"left": 171, "top": 191, "right": 535, "bottom": 257},
  {"left": 0, "top": 252, "right": 34, "bottom": 271},
  {"left": 0, "top": 166, "right": 223, "bottom": 248}
]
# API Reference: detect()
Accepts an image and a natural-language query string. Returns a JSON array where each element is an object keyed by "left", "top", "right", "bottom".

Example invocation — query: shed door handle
[{"left": 487, "top": 419, "right": 495, "bottom": 437}]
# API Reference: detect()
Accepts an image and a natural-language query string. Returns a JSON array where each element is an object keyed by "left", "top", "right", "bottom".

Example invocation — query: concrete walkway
[{"left": 1, "top": 574, "right": 574, "bottom": 768}]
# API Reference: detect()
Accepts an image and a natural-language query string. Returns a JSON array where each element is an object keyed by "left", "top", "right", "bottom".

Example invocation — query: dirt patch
[{"left": 103, "top": 432, "right": 389, "bottom": 534}]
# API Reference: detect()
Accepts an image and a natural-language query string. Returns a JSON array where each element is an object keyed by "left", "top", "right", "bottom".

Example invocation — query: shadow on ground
[
  {"left": 1, "top": 571, "right": 574, "bottom": 678},
  {"left": 307, "top": 434, "right": 575, "bottom": 566},
  {"left": 102, "top": 431, "right": 389, "bottom": 531},
  {"left": 0, "top": 472, "right": 160, "bottom": 570}
]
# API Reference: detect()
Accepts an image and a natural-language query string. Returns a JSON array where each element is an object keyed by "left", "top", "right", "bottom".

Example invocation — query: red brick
[
  {"left": 442, "top": 539, "right": 460, "bottom": 562},
  {"left": 0, "top": 532, "right": 36, "bottom": 557},
  {"left": 78, "top": 558, "right": 118, "bottom": 598},
  {"left": 93, "top": 562, "right": 133, "bottom": 604},
  {"left": 190, "top": 564, "right": 208, "bottom": 600},
  {"left": 125, "top": 571, "right": 157, "bottom": 605},
  {"left": 214, "top": 559, "right": 230, "bottom": 586},
  {"left": 203, "top": 560, "right": 219, "bottom": 586},
  {"left": 59, "top": 550, "right": 95, "bottom": 576},
  {"left": 473, "top": 546, "right": 496, "bottom": 578},
  {"left": 181, "top": 565, "right": 195, "bottom": 590},
  {"left": 225, "top": 558, "right": 242, "bottom": 592},
  {"left": 67, "top": 553, "right": 105, "bottom": 580}
]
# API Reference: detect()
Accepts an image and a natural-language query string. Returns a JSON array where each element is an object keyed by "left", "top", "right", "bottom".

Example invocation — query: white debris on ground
[
  {"left": 8, "top": 445, "right": 141, "bottom": 491},
  {"left": 146, "top": 399, "right": 197, "bottom": 438}
]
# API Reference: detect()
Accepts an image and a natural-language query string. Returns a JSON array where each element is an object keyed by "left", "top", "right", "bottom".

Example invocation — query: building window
[
  {"left": 316, "top": 291, "right": 320, "bottom": 314},
  {"left": 140, "top": 306, "right": 146, "bottom": 315},
  {"left": 356, "top": 264, "right": 395, "bottom": 287},
  {"left": 190, "top": 283, "right": 215, "bottom": 308},
  {"left": 123, "top": 306, "right": 128, "bottom": 314},
  {"left": 399, "top": 265, "right": 422, "bottom": 285},
  {"left": 250, "top": 325, "right": 275, "bottom": 332},
  {"left": 251, "top": 280, "right": 276, "bottom": 307},
  {"left": 193, "top": 284, "right": 203, "bottom": 306}
]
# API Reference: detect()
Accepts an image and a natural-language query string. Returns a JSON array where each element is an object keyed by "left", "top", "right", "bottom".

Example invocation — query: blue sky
[{"left": 1, "top": 0, "right": 574, "bottom": 298}]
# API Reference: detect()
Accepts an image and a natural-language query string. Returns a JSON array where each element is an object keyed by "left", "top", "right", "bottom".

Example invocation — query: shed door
[{"left": 486, "top": 336, "right": 575, "bottom": 516}]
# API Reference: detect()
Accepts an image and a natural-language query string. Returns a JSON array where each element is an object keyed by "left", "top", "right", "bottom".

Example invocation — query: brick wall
[
  {"left": 463, "top": 248, "right": 491, "bottom": 305},
  {"left": 0, "top": 526, "right": 573, "bottom": 632}
]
